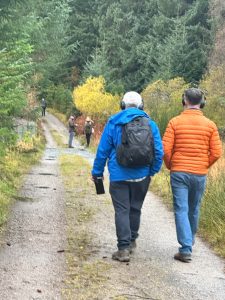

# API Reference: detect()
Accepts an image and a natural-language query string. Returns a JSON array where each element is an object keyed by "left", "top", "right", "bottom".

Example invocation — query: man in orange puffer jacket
[{"left": 163, "top": 88, "right": 222, "bottom": 263}]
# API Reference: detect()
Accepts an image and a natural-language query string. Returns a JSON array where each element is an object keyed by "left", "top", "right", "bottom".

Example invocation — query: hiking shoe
[
  {"left": 174, "top": 252, "right": 192, "bottom": 263},
  {"left": 129, "top": 240, "right": 137, "bottom": 253},
  {"left": 112, "top": 249, "right": 130, "bottom": 262}
]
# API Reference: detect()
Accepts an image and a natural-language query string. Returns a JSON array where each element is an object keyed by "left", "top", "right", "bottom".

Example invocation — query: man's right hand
[{"left": 91, "top": 175, "right": 104, "bottom": 182}]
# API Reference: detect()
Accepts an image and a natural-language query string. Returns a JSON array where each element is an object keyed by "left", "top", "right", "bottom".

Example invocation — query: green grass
[
  {"left": 0, "top": 134, "right": 45, "bottom": 229},
  {"left": 59, "top": 155, "right": 111, "bottom": 299},
  {"left": 200, "top": 171, "right": 225, "bottom": 257},
  {"left": 50, "top": 129, "right": 66, "bottom": 147},
  {"left": 151, "top": 166, "right": 172, "bottom": 208}
]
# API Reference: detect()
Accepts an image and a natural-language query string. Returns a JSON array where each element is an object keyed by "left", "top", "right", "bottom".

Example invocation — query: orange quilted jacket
[{"left": 163, "top": 109, "right": 222, "bottom": 174}]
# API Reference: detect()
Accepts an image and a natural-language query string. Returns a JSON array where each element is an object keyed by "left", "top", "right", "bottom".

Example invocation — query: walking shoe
[
  {"left": 174, "top": 252, "right": 192, "bottom": 263},
  {"left": 112, "top": 249, "right": 130, "bottom": 262},
  {"left": 129, "top": 240, "right": 137, "bottom": 253}
]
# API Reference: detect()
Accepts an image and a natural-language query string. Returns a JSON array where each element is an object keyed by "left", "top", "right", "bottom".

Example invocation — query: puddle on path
[{"left": 43, "top": 145, "right": 95, "bottom": 165}]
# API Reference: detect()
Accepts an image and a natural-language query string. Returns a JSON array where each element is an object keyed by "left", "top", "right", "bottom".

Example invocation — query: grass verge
[
  {"left": 151, "top": 167, "right": 172, "bottom": 208},
  {"left": 59, "top": 155, "right": 111, "bottom": 299},
  {"left": 151, "top": 158, "right": 225, "bottom": 258},
  {"left": 50, "top": 129, "right": 66, "bottom": 147},
  {"left": 0, "top": 131, "right": 45, "bottom": 231},
  {"left": 200, "top": 158, "right": 225, "bottom": 257}
]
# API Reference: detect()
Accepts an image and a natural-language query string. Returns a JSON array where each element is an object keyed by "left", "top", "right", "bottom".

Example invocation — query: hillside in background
[
  {"left": 1, "top": 0, "right": 225, "bottom": 155},
  {"left": 210, "top": 0, "right": 225, "bottom": 68}
]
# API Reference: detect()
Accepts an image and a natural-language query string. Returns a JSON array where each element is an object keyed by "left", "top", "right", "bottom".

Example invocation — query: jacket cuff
[{"left": 92, "top": 171, "right": 103, "bottom": 177}]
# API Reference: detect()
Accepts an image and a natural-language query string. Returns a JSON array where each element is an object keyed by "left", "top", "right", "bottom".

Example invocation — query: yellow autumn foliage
[
  {"left": 142, "top": 72, "right": 225, "bottom": 131},
  {"left": 142, "top": 77, "right": 188, "bottom": 108},
  {"left": 142, "top": 77, "right": 188, "bottom": 134},
  {"left": 73, "top": 76, "right": 120, "bottom": 121},
  {"left": 15, "top": 132, "right": 41, "bottom": 153},
  {"left": 200, "top": 67, "right": 225, "bottom": 127}
]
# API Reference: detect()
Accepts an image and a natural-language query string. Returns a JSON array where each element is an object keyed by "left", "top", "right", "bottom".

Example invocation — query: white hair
[{"left": 122, "top": 91, "right": 142, "bottom": 108}]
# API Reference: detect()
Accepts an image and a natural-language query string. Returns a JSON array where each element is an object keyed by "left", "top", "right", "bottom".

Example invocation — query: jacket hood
[{"left": 109, "top": 108, "right": 150, "bottom": 125}]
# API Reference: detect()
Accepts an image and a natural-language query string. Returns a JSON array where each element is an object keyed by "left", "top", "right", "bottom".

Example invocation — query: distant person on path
[
  {"left": 84, "top": 116, "right": 94, "bottom": 147},
  {"left": 92, "top": 91, "right": 163, "bottom": 262},
  {"left": 163, "top": 88, "right": 222, "bottom": 263},
  {"left": 41, "top": 98, "right": 47, "bottom": 117},
  {"left": 68, "top": 115, "right": 77, "bottom": 148}
]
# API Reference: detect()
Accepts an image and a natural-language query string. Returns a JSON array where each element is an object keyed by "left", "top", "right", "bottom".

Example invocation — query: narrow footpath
[
  {"left": 0, "top": 119, "right": 67, "bottom": 299},
  {"left": 0, "top": 113, "right": 224, "bottom": 300}
]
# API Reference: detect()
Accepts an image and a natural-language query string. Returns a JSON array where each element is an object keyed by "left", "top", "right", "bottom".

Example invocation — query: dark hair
[{"left": 184, "top": 88, "right": 203, "bottom": 105}]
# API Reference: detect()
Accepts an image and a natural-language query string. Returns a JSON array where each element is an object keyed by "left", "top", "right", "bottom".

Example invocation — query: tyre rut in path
[{"left": 0, "top": 120, "right": 67, "bottom": 299}]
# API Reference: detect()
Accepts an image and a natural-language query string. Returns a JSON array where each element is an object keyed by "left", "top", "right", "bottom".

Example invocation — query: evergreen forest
[{"left": 1, "top": 0, "right": 223, "bottom": 153}]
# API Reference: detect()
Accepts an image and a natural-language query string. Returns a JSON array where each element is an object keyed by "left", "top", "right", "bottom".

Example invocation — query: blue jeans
[
  {"left": 170, "top": 172, "right": 206, "bottom": 254},
  {"left": 109, "top": 177, "right": 151, "bottom": 250},
  {"left": 68, "top": 131, "right": 74, "bottom": 147}
]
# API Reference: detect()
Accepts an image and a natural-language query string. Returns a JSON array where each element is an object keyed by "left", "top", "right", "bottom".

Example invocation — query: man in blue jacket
[{"left": 92, "top": 91, "right": 163, "bottom": 262}]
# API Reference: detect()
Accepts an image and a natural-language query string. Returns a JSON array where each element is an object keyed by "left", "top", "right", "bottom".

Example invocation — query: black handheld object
[{"left": 93, "top": 177, "right": 105, "bottom": 195}]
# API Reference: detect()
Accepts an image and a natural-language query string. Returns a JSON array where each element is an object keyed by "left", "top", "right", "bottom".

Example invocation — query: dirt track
[
  {"left": 0, "top": 120, "right": 66, "bottom": 299},
  {"left": 0, "top": 113, "right": 224, "bottom": 300}
]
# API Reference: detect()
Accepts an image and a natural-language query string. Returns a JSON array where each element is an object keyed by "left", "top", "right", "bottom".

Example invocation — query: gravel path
[
  {"left": 0, "top": 119, "right": 66, "bottom": 299},
  {"left": 0, "top": 113, "right": 224, "bottom": 300},
  {"left": 90, "top": 192, "right": 225, "bottom": 300}
]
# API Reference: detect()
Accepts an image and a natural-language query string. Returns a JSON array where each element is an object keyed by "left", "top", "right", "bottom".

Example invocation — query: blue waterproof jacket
[{"left": 92, "top": 108, "right": 164, "bottom": 182}]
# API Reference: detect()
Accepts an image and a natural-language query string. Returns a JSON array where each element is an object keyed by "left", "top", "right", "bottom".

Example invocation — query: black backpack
[{"left": 116, "top": 117, "right": 154, "bottom": 168}]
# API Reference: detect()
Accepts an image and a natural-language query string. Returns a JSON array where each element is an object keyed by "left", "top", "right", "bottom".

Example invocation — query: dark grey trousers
[
  {"left": 86, "top": 133, "right": 91, "bottom": 147},
  {"left": 109, "top": 176, "right": 151, "bottom": 250}
]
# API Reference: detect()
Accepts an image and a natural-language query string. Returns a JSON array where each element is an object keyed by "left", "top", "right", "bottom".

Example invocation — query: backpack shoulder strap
[
  {"left": 121, "top": 124, "right": 127, "bottom": 144},
  {"left": 141, "top": 116, "right": 150, "bottom": 125}
]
